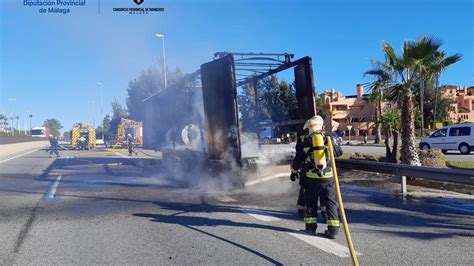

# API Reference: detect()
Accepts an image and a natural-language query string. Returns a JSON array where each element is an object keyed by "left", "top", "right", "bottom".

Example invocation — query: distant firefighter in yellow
[{"left": 290, "top": 115, "right": 343, "bottom": 238}]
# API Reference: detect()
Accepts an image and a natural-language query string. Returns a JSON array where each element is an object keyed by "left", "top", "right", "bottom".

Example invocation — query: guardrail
[{"left": 335, "top": 159, "right": 474, "bottom": 195}]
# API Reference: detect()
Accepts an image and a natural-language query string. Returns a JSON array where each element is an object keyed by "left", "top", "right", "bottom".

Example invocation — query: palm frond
[
  {"left": 382, "top": 41, "right": 399, "bottom": 68},
  {"left": 440, "top": 53, "right": 462, "bottom": 69},
  {"left": 385, "top": 84, "right": 404, "bottom": 103},
  {"left": 408, "top": 36, "right": 443, "bottom": 62}
]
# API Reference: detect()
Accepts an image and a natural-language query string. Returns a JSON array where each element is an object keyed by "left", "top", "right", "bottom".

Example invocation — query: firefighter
[
  {"left": 48, "top": 134, "right": 60, "bottom": 158},
  {"left": 292, "top": 128, "right": 326, "bottom": 220},
  {"left": 127, "top": 134, "right": 135, "bottom": 156},
  {"left": 78, "top": 135, "right": 86, "bottom": 150},
  {"left": 290, "top": 116, "right": 343, "bottom": 238}
]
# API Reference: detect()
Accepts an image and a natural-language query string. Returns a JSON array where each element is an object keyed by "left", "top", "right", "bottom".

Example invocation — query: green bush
[
  {"left": 419, "top": 149, "right": 446, "bottom": 168},
  {"left": 349, "top": 152, "right": 378, "bottom": 161}
]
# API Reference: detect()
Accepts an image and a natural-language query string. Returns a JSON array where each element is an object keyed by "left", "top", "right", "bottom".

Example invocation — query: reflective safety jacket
[
  {"left": 291, "top": 131, "right": 343, "bottom": 182},
  {"left": 49, "top": 138, "right": 58, "bottom": 148}
]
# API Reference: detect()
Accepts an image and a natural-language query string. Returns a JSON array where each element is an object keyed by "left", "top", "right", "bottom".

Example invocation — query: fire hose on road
[{"left": 327, "top": 136, "right": 359, "bottom": 266}]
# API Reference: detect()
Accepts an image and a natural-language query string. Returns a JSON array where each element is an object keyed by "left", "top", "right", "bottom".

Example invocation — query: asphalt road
[{"left": 1, "top": 147, "right": 473, "bottom": 265}]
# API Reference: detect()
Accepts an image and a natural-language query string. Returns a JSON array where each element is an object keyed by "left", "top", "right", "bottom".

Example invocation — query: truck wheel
[
  {"left": 263, "top": 138, "right": 270, "bottom": 145},
  {"left": 421, "top": 144, "right": 430, "bottom": 151},
  {"left": 459, "top": 143, "right": 470, "bottom": 154}
]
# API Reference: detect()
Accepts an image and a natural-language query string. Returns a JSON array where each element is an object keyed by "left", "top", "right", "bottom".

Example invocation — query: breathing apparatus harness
[{"left": 302, "top": 131, "right": 330, "bottom": 178}]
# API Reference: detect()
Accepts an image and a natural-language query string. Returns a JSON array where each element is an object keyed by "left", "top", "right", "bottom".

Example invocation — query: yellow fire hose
[{"left": 327, "top": 136, "right": 359, "bottom": 266}]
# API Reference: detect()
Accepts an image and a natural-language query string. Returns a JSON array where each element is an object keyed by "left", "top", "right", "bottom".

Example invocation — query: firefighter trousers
[
  {"left": 297, "top": 186, "right": 305, "bottom": 211},
  {"left": 304, "top": 180, "right": 340, "bottom": 232},
  {"left": 50, "top": 146, "right": 59, "bottom": 156},
  {"left": 298, "top": 186, "right": 327, "bottom": 222}
]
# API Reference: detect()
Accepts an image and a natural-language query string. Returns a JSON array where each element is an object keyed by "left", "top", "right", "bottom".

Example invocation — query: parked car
[
  {"left": 332, "top": 131, "right": 344, "bottom": 146},
  {"left": 419, "top": 123, "right": 474, "bottom": 154}
]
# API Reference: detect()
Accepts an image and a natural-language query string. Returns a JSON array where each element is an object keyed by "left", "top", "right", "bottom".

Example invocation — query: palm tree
[
  {"left": 327, "top": 108, "right": 336, "bottom": 133},
  {"left": 364, "top": 68, "right": 391, "bottom": 144},
  {"left": 0, "top": 114, "right": 8, "bottom": 134},
  {"left": 429, "top": 51, "right": 462, "bottom": 129},
  {"left": 376, "top": 37, "right": 444, "bottom": 165},
  {"left": 416, "top": 50, "right": 461, "bottom": 135},
  {"left": 380, "top": 110, "right": 401, "bottom": 163}
]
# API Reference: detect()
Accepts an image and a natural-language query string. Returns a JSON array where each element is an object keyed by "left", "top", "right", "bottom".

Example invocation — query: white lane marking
[
  {"left": 288, "top": 232, "right": 362, "bottom": 258},
  {"left": 214, "top": 195, "right": 237, "bottom": 202},
  {"left": 46, "top": 175, "right": 62, "bottom": 199},
  {"left": 244, "top": 172, "right": 288, "bottom": 187},
  {"left": 0, "top": 148, "right": 41, "bottom": 164},
  {"left": 239, "top": 208, "right": 281, "bottom": 222}
]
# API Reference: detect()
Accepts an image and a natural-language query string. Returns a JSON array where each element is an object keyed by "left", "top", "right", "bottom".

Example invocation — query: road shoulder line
[
  {"left": 288, "top": 232, "right": 362, "bottom": 258},
  {"left": 45, "top": 175, "right": 62, "bottom": 200}
]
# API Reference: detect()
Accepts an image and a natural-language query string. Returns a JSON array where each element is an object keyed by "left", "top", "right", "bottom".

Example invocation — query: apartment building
[
  {"left": 320, "top": 84, "right": 391, "bottom": 138},
  {"left": 440, "top": 85, "right": 474, "bottom": 123},
  {"left": 320, "top": 84, "right": 474, "bottom": 139}
]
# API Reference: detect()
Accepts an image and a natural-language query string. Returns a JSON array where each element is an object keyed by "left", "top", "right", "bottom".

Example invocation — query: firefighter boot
[
  {"left": 305, "top": 223, "right": 317, "bottom": 236},
  {"left": 324, "top": 226, "right": 339, "bottom": 239}
]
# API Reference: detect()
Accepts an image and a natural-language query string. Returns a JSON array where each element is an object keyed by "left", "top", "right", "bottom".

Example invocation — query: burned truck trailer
[
  {"left": 142, "top": 71, "right": 204, "bottom": 150},
  {"left": 200, "top": 53, "right": 318, "bottom": 163},
  {"left": 143, "top": 52, "right": 318, "bottom": 172}
]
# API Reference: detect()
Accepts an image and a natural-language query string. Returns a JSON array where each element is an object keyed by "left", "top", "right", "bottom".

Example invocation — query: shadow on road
[
  {"left": 134, "top": 201, "right": 309, "bottom": 265},
  {"left": 182, "top": 225, "right": 283, "bottom": 265},
  {"left": 342, "top": 186, "right": 474, "bottom": 239},
  {"left": 34, "top": 156, "right": 164, "bottom": 185},
  {"left": 152, "top": 201, "right": 300, "bottom": 221}
]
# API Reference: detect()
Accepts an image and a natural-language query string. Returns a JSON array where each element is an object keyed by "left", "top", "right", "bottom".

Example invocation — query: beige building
[
  {"left": 320, "top": 84, "right": 474, "bottom": 139},
  {"left": 440, "top": 85, "right": 474, "bottom": 123},
  {"left": 320, "top": 84, "right": 391, "bottom": 139}
]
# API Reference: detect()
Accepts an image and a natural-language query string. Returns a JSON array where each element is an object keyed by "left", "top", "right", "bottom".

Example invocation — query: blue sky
[{"left": 1, "top": 0, "right": 472, "bottom": 131}]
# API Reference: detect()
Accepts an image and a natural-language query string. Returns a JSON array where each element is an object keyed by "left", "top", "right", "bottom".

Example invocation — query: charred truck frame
[{"left": 142, "top": 52, "right": 317, "bottom": 172}]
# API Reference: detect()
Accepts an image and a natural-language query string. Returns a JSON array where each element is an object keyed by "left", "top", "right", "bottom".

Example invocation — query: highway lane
[{"left": 1, "top": 149, "right": 473, "bottom": 264}]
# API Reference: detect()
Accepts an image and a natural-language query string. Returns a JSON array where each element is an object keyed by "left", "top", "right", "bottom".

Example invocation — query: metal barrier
[{"left": 335, "top": 159, "right": 474, "bottom": 195}]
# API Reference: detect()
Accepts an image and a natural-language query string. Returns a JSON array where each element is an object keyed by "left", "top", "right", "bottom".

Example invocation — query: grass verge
[{"left": 446, "top": 160, "right": 474, "bottom": 170}]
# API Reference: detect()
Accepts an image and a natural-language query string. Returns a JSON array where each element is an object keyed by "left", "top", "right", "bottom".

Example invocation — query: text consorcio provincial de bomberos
[{"left": 23, "top": 0, "right": 86, "bottom": 7}]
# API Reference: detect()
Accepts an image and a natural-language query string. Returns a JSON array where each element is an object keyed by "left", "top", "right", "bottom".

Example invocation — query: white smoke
[{"left": 144, "top": 73, "right": 295, "bottom": 195}]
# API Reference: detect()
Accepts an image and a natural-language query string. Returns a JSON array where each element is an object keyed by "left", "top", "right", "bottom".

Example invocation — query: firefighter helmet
[{"left": 303, "top": 116, "right": 324, "bottom": 134}]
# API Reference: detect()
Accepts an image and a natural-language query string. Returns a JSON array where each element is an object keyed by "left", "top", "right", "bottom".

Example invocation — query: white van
[{"left": 420, "top": 123, "right": 474, "bottom": 154}]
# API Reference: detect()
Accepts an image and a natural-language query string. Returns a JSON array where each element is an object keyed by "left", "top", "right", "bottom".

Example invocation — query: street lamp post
[
  {"left": 15, "top": 116, "right": 19, "bottom": 135},
  {"left": 8, "top": 98, "right": 16, "bottom": 136},
  {"left": 91, "top": 100, "right": 95, "bottom": 128},
  {"left": 154, "top": 34, "right": 167, "bottom": 88},
  {"left": 9, "top": 117, "right": 14, "bottom": 136},
  {"left": 29, "top": 114, "right": 33, "bottom": 136}
]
